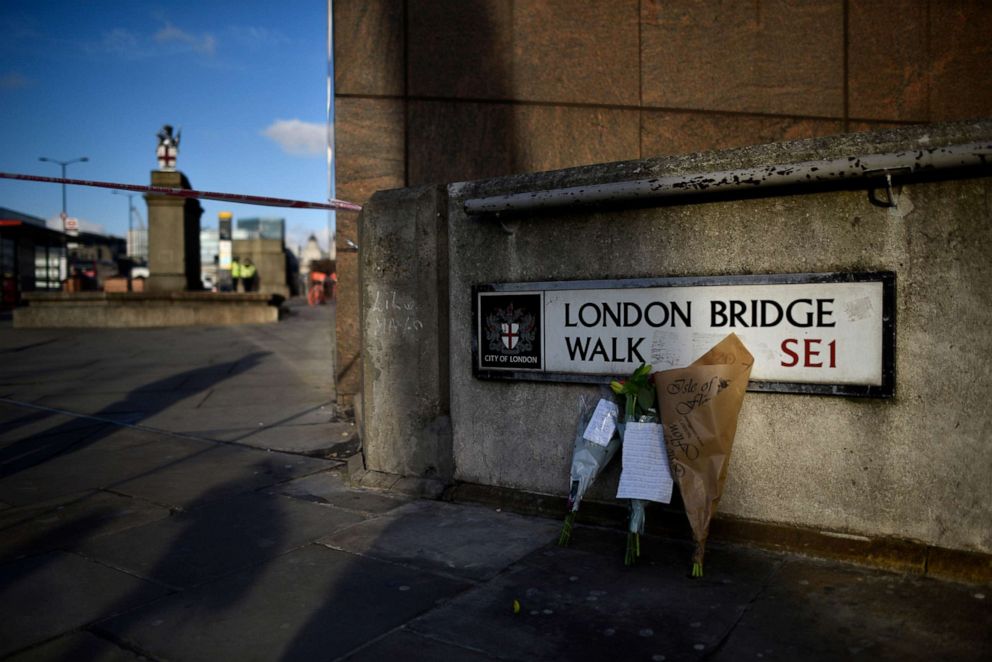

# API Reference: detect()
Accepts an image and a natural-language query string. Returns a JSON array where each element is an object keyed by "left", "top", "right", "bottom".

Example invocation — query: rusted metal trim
[{"left": 463, "top": 142, "right": 992, "bottom": 214}]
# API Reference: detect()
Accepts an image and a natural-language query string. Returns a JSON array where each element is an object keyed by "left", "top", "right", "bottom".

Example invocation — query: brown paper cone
[{"left": 653, "top": 334, "right": 754, "bottom": 567}]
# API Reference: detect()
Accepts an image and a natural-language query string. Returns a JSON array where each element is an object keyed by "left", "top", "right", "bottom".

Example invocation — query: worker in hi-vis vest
[
  {"left": 241, "top": 258, "right": 257, "bottom": 292},
  {"left": 231, "top": 257, "right": 242, "bottom": 292}
]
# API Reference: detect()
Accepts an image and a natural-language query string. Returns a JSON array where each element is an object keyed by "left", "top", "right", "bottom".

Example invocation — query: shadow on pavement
[{"left": 0, "top": 352, "right": 269, "bottom": 480}]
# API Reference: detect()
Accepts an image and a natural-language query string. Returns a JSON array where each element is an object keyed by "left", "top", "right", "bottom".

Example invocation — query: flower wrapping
[
  {"left": 652, "top": 333, "right": 753, "bottom": 576},
  {"left": 558, "top": 394, "right": 621, "bottom": 546}
]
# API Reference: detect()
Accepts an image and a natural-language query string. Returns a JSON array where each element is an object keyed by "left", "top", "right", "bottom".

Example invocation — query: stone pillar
[
  {"left": 145, "top": 170, "right": 203, "bottom": 292},
  {"left": 359, "top": 185, "right": 452, "bottom": 480}
]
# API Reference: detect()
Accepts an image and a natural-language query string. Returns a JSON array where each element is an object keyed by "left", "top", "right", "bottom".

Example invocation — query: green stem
[
  {"left": 558, "top": 511, "right": 575, "bottom": 547},
  {"left": 624, "top": 532, "right": 640, "bottom": 566},
  {"left": 691, "top": 561, "right": 704, "bottom": 578}
]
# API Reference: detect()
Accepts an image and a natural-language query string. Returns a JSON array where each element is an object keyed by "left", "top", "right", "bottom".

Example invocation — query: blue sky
[{"left": 0, "top": 1, "right": 336, "bottom": 253}]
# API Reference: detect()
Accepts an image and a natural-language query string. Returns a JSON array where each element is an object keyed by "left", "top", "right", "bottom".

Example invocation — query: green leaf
[{"left": 637, "top": 386, "right": 654, "bottom": 412}]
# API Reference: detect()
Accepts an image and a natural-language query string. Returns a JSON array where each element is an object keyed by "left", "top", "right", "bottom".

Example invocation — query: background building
[
  {"left": 200, "top": 228, "right": 219, "bottom": 290},
  {"left": 236, "top": 217, "right": 285, "bottom": 243},
  {"left": 0, "top": 207, "right": 65, "bottom": 308},
  {"left": 127, "top": 226, "right": 148, "bottom": 264},
  {"left": 68, "top": 231, "right": 126, "bottom": 290},
  {"left": 332, "top": 0, "right": 992, "bottom": 405}
]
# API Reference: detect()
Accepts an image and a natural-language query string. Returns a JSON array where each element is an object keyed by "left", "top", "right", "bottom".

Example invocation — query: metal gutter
[{"left": 463, "top": 141, "right": 992, "bottom": 214}]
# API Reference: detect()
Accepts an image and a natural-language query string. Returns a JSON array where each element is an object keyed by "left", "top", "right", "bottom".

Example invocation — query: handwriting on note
[
  {"left": 582, "top": 398, "right": 619, "bottom": 447},
  {"left": 616, "top": 422, "right": 673, "bottom": 503}
]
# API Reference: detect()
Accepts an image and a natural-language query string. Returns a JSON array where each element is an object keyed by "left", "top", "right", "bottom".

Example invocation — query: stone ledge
[
  {"left": 22, "top": 291, "right": 271, "bottom": 303},
  {"left": 15, "top": 292, "right": 278, "bottom": 328},
  {"left": 342, "top": 455, "right": 992, "bottom": 584},
  {"left": 446, "top": 482, "right": 992, "bottom": 585}
]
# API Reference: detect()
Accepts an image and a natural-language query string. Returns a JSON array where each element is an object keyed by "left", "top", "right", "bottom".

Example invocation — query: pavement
[{"left": 0, "top": 298, "right": 989, "bottom": 661}]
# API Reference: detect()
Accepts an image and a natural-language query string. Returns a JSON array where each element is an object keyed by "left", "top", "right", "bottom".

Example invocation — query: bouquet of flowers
[
  {"left": 653, "top": 334, "right": 753, "bottom": 577},
  {"left": 557, "top": 392, "right": 621, "bottom": 546},
  {"left": 611, "top": 363, "right": 667, "bottom": 566}
]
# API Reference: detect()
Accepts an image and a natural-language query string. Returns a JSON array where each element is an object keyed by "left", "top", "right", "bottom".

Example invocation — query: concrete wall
[
  {"left": 359, "top": 186, "right": 451, "bottom": 480},
  {"left": 360, "top": 122, "right": 992, "bottom": 556},
  {"left": 334, "top": 0, "right": 992, "bottom": 409}
]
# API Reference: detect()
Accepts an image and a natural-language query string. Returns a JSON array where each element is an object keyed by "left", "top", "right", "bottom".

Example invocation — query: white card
[
  {"left": 582, "top": 398, "right": 619, "bottom": 447},
  {"left": 616, "top": 422, "right": 673, "bottom": 503}
]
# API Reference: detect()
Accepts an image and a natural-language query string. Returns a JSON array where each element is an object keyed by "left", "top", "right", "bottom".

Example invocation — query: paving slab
[
  {"left": 0, "top": 402, "right": 51, "bottom": 425},
  {"left": 232, "top": 420, "right": 356, "bottom": 454},
  {"left": 0, "top": 490, "right": 170, "bottom": 562},
  {"left": 5, "top": 631, "right": 147, "bottom": 662},
  {"left": 0, "top": 434, "right": 214, "bottom": 507},
  {"left": 196, "top": 383, "right": 331, "bottom": 409},
  {"left": 78, "top": 491, "right": 365, "bottom": 589},
  {"left": 33, "top": 391, "right": 210, "bottom": 418},
  {"left": 342, "top": 628, "right": 498, "bottom": 661},
  {"left": 0, "top": 417, "right": 112, "bottom": 466},
  {"left": 0, "top": 416, "right": 109, "bottom": 448},
  {"left": 275, "top": 470, "right": 410, "bottom": 514},
  {"left": 96, "top": 543, "right": 471, "bottom": 662},
  {"left": 712, "top": 556, "right": 992, "bottom": 661},
  {"left": 404, "top": 531, "right": 778, "bottom": 662},
  {"left": 138, "top": 403, "right": 337, "bottom": 438},
  {"left": 0, "top": 362, "right": 102, "bottom": 388},
  {"left": 0, "top": 550, "right": 171, "bottom": 658},
  {"left": 111, "top": 444, "right": 337, "bottom": 509},
  {"left": 319, "top": 499, "right": 561, "bottom": 582}
]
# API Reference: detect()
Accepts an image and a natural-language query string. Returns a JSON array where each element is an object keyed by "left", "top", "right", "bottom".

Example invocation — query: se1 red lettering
[{"left": 781, "top": 339, "right": 836, "bottom": 368}]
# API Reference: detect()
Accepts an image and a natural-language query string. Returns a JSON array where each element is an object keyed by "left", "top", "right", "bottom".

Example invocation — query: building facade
[
  {"left": 236, "top": 217, "right": 285, "bottom": 243},
  {"left": 0, "top": 208, "right": 66, "bottom": 308},
  {"left": 332, "top": 0, "right": 992, "bottom": 405}
]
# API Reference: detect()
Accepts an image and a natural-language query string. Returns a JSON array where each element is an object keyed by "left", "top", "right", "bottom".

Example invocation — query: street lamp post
[
  {"left": 112, "top": 190, "right": 136, "bottom": 257},
  {"left": 38, "top": 156, "right": 88, "bottom": 284},
  {"left": 38, "top": 156, "right": 89, "bottom": 228}
]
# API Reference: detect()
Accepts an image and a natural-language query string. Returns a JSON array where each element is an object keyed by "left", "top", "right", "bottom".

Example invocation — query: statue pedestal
[{"left": 145, "top": 170, "right": 202, "bottom": 292}]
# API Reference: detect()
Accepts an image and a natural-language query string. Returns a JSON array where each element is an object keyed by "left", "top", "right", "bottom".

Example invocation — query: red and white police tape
[{"left": 0, "top": 171, "right": 362, "bottom": 212}]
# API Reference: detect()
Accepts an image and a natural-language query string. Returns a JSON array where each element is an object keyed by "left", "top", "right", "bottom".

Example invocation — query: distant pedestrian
[
  {"left": 231, "top": 257, "right": 243, "bottom": 292},
  {"left": 242, "top": 258, "right": 258, "bottom": 292}
]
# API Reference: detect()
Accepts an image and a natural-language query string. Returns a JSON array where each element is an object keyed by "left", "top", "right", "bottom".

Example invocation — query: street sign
[{"left": 473, "top": 272, "right": 895, "bottom": 397}]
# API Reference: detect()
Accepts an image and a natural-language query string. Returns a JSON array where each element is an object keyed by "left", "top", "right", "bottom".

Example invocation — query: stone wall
[
  {"left": 15, "top": 292, "right": 277, "bottom": 328},
  {"left": 359, "top": 122, "right": 992, "bottom": 557},
  {"left": 334, "top": 0, "right": 992, "bottom": 407}
]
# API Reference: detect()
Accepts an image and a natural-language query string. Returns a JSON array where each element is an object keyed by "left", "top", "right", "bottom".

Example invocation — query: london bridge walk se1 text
[
  {"left": 563, "top": 298, "right": 836, "bottom": 329},
  {"left": 562, "top": 298, "right": 838, "bottom": 365}
]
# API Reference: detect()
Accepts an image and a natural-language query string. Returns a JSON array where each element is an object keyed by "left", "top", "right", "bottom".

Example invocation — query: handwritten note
[
  {"left": 582, "top": 399, "right": 619, "bottom": 447},
  {"left": 616, "top": 422, "right": 673, "bottom": 503}
]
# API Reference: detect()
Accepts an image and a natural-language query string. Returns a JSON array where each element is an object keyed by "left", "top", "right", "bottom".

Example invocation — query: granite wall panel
[
  {"left": 641, "top": 110, "right": 844, "bottom": 157},
  {"left": 848, "top": 0, "right": 929, "bottom": 122},
  {"left": 334, "top": 98, "right": 405, "bottom": 407},
  {"left": 334, "top": 0, "right": 405, "bottom": 96},
  {"left": 641, "top": 0, "right": 845, "bottom": 117},
  {"left": 335, "top": 97, "right": 406, "bottom": 205},
  {"left": 407, "top": 101, "right": 639, "bottom": 186},
  {"left": 407, "top": 0, "right": 639, "bottom": 106},
  {"left": 929, "top": 1, "right": 992, "bottom": 121}
]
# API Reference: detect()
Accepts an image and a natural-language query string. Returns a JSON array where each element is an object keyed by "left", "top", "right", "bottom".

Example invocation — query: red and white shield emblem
[{"left": 500, "top": 323, "right": 519, "bottom": 350}]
